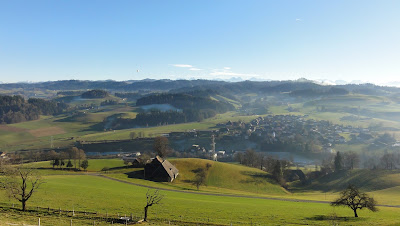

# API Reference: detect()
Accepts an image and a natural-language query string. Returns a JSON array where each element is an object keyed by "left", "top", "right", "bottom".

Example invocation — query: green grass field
[
  {"left": 1, "top": 174, "right": 400, "bottom": 225},
  {"left": 2, "top": 158, "right": 400, "bottom": 225}
]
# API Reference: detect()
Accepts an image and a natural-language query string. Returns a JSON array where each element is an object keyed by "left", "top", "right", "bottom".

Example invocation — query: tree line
[
  {"left": 5, "top": 148, "right": 88, "bottom": 171},
  {"left": 0, "top": 95, "right": 68, "bottom": 124},
  {"left": 321, "top": 150, "right": 400, "bottom": 173}
]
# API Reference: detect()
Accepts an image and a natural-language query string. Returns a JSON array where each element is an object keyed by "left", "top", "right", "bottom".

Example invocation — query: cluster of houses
[{"left": 165, "top": 115, "right": 379, "bottom": 154}]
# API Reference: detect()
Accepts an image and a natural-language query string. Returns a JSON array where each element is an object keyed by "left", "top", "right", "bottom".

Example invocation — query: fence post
[
  {"left": 59, "top": 207, "right": 61, "bottom": 215},
  {"left": 70, "top": 219, "right": 72, "bottom": 226},
  {"left": 12, "top": 203, "right": 14, "bottom": 208},
  {"left": 38, "top": 218, "right": 40, "bottom": 226},
  {"left": 73, "top": 207, "right": 75, "bottom": 216}
]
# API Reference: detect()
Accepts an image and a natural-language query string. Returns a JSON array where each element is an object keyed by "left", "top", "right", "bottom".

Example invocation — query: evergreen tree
[{"left": 334, "top": 151, "right": 343, "bottom": 172}]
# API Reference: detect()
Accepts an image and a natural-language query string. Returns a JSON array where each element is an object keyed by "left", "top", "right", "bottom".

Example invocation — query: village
[
  {"left": 118, "top": 114, "right": 386, "bottom": 168},
  {"left": 167, "top": 114, "right": 376, "bottom": 154}
]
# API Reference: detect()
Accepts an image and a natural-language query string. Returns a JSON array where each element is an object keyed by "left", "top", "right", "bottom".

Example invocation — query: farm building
[{"left": 144, "top": 156, "right": 179, "bottom": 182}]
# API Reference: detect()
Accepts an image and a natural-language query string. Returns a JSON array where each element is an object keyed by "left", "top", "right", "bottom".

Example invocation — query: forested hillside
[
  {"left": 108, "top": 93, "right": 235, "bottom": 129},
  {"left": 136, "top": 93, "right": 235, "bottom": 113},
  {"left": 0, "top": 95, "right": 68, "bottom": 124}
]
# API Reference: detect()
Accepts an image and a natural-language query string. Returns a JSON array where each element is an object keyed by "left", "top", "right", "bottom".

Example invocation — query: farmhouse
[{"left": 144, "top": 156, "right": 179, "bottom": 182}]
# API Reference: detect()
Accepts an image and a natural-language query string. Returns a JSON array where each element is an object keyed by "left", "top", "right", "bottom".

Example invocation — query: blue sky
[{"left": 0, "top": 0, "right": 399, "bottom": 84}]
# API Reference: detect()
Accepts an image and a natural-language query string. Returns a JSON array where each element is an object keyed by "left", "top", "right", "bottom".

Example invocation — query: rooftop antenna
[
  {"left": 50, "top": 136, "right": 54, "bottom": 149},
  {"left": 211, "top": 135, "right": 216, "bottom": 153}
]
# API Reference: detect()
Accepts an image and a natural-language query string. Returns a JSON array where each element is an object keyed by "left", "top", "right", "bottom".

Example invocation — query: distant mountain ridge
[{"left": 1, "top": 79, "right": 400, "bottom": 95}]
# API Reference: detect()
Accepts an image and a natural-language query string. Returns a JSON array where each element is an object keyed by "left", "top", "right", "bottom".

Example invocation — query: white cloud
[
  {"left": 223, "top": 67, "right": 231, "bottom": 70},
  {"left": 171, "top": 64, "right": 193, "bottom": 68},
  {"left": 296, "top": 18, "right": 302, "bottom": 22},
  {"left": 189, "top": 68, "right": 202, "bottom": 71}
]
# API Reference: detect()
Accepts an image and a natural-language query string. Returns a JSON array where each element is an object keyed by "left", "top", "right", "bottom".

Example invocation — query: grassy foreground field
[
  {"left": 2, "top": 158, "right": 400, "bottom": 225},
  {"left": 1, "top": 174, "right": 400, "bottom": 225}
]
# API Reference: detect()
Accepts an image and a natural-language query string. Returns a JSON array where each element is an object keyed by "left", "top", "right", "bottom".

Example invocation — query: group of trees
[
  {"left": 235, "top": 149, "right": 290, "bottom": 185},
  {"left": 321, "top": 151, "right": 400, "bottom": 172},
  {"left": 81, "top": 89, "right": 109, "bottom": 99},
  {"left": 47, "top": 148, "right": 88, "bottom": 170},
  {"left": 0, "top": 95, "right": 68, "bottom": 124},
  {"left": 320, "top": 151, "right": 361, "bottom": 173}
]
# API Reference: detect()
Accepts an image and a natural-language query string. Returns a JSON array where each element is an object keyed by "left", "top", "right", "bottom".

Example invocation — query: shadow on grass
[
  {"left": 305, "top": 214, "right": 363, "bottom": 223},
  {"left": 125, "top": 169, "right": 145, "bottom": 179},
  {"left": 239, "top": 171, "right": 275, "bottom": 184}
]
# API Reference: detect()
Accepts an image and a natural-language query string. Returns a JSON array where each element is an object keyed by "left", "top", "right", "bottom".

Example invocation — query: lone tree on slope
[
  {"left": 143, "top": 189, "right": 164, "bottom": 222},
  {"left": 331, "top": 184, "right": 377, "bottom": 217}
]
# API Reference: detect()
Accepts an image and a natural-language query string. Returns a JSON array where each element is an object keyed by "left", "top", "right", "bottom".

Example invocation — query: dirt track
[{"left": 93, "top": 174, "right": 400, "bottom": 209}]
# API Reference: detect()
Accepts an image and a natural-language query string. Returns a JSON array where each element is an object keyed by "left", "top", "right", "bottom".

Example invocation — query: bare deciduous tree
[
  {"left": 0, "top": 166, "right": 43, "bottom": 211},
  {"left": 331, "top": 185, "right": 377, "bottom": 217},
  {"left": 153, "top": 136, "right": 170, "bottom": 158},
  {"left": 144, "top": 189, "right": 164, "bottom": 222}
]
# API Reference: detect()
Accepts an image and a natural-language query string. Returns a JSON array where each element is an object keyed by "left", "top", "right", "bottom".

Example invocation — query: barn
[{"left": 144, "top": 156, "right": 179, "bottom": 182}]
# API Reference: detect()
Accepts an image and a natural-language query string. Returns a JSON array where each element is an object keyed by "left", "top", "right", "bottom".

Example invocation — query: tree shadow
[
  {"left": 239, "top": 171, "right": 275, "bottom": 184},
  {"left": 305, "top": 215, "right": 363, "bottom": 223}
]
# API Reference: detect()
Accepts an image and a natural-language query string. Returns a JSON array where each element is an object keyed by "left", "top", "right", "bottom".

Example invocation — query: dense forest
[
  {"left": 0, "top": 95, "right": 68, "bottom": 124},
  {"left": 81, "top": 90, "right": 109, "bottom": 99},
  {"left": 136, "top": 93, "right": 235, "bottom": 113}
]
